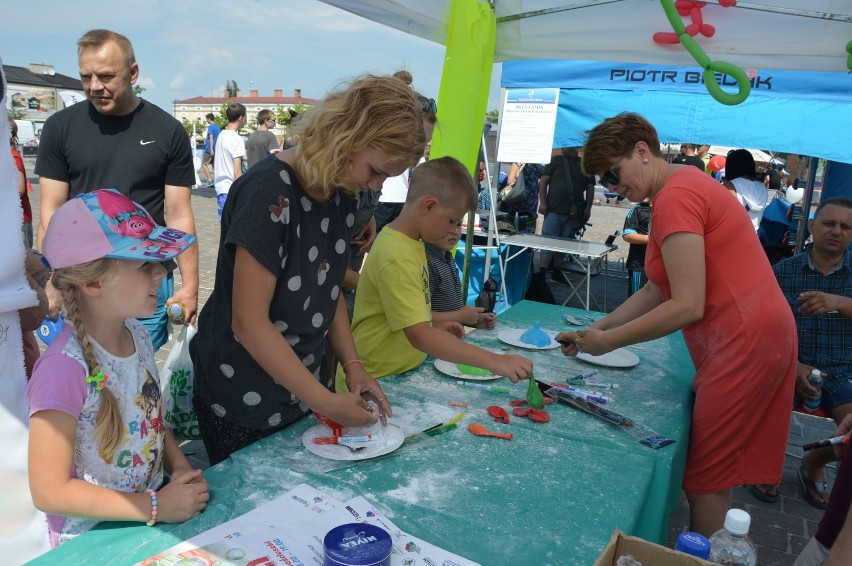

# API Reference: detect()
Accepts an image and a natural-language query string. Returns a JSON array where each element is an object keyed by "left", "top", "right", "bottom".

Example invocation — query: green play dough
[{"left": 456, "top": 364, "right": 492, "bottom": 376}]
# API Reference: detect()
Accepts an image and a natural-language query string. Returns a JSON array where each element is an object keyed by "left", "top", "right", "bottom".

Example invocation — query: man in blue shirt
[
  {"left": 753, "top": 197, "right": 852, "bottom": 508},
  {"left": 201, "top": 113, "right": 220, "bottom": 187}
]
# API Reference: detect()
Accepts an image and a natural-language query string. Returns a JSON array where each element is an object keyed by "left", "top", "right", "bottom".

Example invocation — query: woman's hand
[
  {"left": 156, "top": 469, "right": 209, "bottom": 523},
  {"left": 574, "top": 328, "right": 613, "bottom": 356},
  {"left": 556, "top": 332, "right": 580, "bottom": 356}
]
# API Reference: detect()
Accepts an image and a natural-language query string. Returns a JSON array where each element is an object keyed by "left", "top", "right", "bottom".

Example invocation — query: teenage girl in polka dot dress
[{"left": 190, "top": 73, "right": 427, "bottom": 465}]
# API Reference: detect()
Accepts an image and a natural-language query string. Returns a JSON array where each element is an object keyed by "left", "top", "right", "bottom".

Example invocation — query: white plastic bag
[{"left": 161, "top": 324, "right": 201, "bottom": 439}]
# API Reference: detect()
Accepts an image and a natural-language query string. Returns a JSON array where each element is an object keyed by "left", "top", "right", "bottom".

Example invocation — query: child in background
[
  {"left": 27, "top": 190, "right": 208, "bottom": 548},
  {"left": 339, "top": 156, "right": 533, "bottom": 385},
  {"left": 622, "top": 198, "right": 651, "bottom": 297},
  {"left": 426, "top": 241, "right": 496, "bottom": 329}
]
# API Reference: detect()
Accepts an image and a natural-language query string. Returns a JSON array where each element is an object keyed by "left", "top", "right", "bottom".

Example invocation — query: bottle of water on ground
[
  {"left": 803, "top": 369, "right": 823, "bottom": 412},
  {"left": 708, "top": 509, "right": 757, "bottom": 566}
]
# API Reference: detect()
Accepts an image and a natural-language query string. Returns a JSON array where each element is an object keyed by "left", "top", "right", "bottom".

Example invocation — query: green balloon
[{"left": 703, "top": 62, "right": 751, "bottom": 106}]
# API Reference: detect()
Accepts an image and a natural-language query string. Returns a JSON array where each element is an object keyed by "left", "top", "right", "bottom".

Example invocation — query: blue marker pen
[
  {"left": 565, "top": 380, "right": 620, "bottom": 389},
  {"left": 566, "top": 369, "right": 599, "bottom": 382}
]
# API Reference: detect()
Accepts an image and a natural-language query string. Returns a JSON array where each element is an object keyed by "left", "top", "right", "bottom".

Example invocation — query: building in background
[
  {"left": 2, "top": 63, "right": 84, "bottom": 155},
  {"left": 172, "top": 88, "right": 320, "bottom": 143}
]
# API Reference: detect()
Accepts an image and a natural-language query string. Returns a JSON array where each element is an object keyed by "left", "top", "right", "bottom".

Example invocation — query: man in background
[
  {"left": 246, "top": 108, "right": 280, "bottom": 169},
  {"left": 35, "top": 28, "right": 198, "bottom": 349},
  {"left": 213, "top": 102, "right": 247, "bottom": 218},
  {"left": 201, "top": 112, "right": 220, "bottom": 187},
  {"left": 671, "top": 143, "right": 705, "bottom": 171},
  {"left": 537, "top": 147, "right": 594, "bottom": 285}
]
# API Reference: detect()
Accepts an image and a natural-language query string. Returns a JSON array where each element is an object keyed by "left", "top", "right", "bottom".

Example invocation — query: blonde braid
[{"left": 53, "top": 260, "right": 124, "bottom": 463}]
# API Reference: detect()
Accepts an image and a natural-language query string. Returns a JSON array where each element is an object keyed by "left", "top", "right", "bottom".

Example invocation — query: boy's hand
[
  {"left": 156, "top": 470, "right": 209, "bottom": 523},
  {"left": 475, "top": 312, "right": 496, "bottom": 329},
  {"left": 488, "top": 353, "right": 533, "bottom": 383},
  {"left": 460, "top": 305, "right": 484, "bottom": 327},
  {"left": 435, "top": 320, "right": 465, "bottom": 338}
]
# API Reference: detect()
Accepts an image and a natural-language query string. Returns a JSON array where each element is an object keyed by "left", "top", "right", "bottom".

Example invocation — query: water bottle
[
  {"left": 708, "top": 509, "right": 757, "bottom": 566},
  {"left": 167, "top": 302, "right": 187, "bottom": 325},
  {"left": 803, "top": 369, "right": 823, "bottom": 412},
  {"left": 675, "top": 531, "right": 711, "bottom": 560}
]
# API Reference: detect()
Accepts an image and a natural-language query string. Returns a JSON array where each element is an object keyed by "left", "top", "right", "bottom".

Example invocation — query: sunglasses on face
[
  {"left": 418, "top": 95, "right": 437, "bottom": 115},
  {"left": 600, "top": 155, "right": 628, "bottom": 187}
]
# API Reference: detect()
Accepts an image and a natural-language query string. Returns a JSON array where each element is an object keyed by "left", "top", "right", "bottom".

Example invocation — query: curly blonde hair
[
  {"left": 582, "top": 112, "right": 662, "bottom": 177},
  {"left": 292, "top": 73, "right": 428, "bottom": 198},
  {"left": 52, "top": 258, "right": 124, "bottom": 463}
]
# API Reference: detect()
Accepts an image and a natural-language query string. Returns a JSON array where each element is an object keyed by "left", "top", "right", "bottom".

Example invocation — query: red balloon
[{"left": 709, "top": 155, "right": 726, "bottom": 172}]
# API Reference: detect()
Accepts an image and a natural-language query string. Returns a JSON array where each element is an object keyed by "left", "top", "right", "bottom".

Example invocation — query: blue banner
[{"left": 500, "top": 60, "right": 852, "bottom": 164}]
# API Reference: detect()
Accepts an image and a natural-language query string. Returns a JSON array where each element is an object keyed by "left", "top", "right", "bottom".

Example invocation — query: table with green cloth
[{"left": 28, "top": 301, "right": 696, "bottom": 566}]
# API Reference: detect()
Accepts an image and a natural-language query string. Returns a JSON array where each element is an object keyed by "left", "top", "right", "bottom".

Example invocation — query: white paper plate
[
  {"left": 498, "top": 328, "right": 560, "bottom": 350},
  {"left": 302, "top": 423, "right": 405, "bottom": 461},
  {"left": 576, "top": 348, "right": 640, "bottom": 368},
  {"left": 433, "top": 359, "right": 501, "bottom": 381}
]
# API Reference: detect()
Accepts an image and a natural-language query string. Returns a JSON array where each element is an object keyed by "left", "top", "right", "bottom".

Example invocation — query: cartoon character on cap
[
  {"left": 97, "top": 190, "right": 190, "bottom": 256},
  {"left": 97, "top": 189, "right": 157, "bottom": 239}
]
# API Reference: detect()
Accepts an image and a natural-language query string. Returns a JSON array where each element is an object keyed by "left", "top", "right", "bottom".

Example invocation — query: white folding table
[{"left": 501, "top": 233, "right": 618, "bottom": 311}]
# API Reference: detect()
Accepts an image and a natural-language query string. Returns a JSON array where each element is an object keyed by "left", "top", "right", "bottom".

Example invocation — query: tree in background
[
  {"left": 486, "top": 108, "right": 499, "bottom": 123},
  {"left": 224, "top": 80, "right": 239, "bottom": 98},
  {"left": 133, "top": 85, "right": 146, "bottom": 95}
]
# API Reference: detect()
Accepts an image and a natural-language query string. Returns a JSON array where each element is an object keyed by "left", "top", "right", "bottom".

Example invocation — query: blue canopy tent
[{"left": 501, "top": 59, "right": 852, "bottom": 165}]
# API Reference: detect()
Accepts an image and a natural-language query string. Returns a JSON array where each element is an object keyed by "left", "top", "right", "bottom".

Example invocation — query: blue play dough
[{"left": 520, "top": 321, "right": 551, "bottom": 347}]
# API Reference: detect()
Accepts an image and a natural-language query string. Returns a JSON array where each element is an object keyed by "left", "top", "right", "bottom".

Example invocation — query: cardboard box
[{"left": 594, "top": 530, "right": 716, "bottom": 566}]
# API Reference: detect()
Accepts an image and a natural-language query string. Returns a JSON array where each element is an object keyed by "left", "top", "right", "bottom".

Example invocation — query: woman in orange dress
[{"left": 557, "top": 113, "right": 797, "bottom": 537}]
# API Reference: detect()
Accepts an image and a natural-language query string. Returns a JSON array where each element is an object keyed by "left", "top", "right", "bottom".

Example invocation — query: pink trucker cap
[{"left": 42, "top": 189, "right": 195, "bottom": 269}]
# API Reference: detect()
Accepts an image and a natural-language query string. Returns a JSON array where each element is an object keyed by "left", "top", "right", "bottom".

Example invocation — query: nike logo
[{"left": 140, "top": 140, "right": 156, "bottom": 145}]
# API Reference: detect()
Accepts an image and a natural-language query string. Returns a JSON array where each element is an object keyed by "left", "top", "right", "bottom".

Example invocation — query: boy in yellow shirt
[{"left": 338, "top": 157, "right": 533, "bottom": 389}]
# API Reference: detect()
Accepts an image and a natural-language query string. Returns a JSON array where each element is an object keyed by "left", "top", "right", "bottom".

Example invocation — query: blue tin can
[{"left": 323, "top": 523, "right": 392, "bottom": 566}]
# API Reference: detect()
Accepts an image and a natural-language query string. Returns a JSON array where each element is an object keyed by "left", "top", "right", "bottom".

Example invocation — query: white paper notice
[
  {"left": 496, "top": 88, "right": 560, "bottom": 165},
  {"left": 138, "top": 484, "right": 480, "bottom": 566}
]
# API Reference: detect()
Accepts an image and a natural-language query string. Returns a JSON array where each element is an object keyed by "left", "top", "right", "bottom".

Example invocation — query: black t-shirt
[
  {"left": 672, "top": 155, "right": 706, "bottom": 171},
  {"left": 542, "top": 154, "right": 593, "bottom": 215},
  {"left": 35, "top": 100, "right": 195, "bottom": 226},
  {"left": 622, "top": 201, "right": 652, "bottom": 270},
  {"left": 191, "top": 157, "right": 356, "bottom": 429}
]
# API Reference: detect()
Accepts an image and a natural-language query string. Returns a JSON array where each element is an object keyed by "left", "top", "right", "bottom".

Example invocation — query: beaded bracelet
[
  {"left": 146, "top": 488, "right": 158, "bottom": 526},
  {"left": 341, "top": 359, "right": 362, "bottom": 372}
]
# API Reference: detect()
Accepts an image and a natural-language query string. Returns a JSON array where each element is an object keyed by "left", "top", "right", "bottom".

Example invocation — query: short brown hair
[
  {"left": 582, "top": 112, "right": 662, "bottom": 176},
  {"left": 226, "top": 102, "right": 246, "bottom": 122},
  {"left": 257, "top": 109, "right": 275, "bottom": 124},
  {"left": 77, "top": 29, "right": 136, "bottom": 67},
  {"left": 407, "top": 156, "right": 477, "bottom": 211}
]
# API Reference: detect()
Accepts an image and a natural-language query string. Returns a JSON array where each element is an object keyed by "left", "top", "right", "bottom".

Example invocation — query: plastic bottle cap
[
  {"left": 811, "top": 369, "right": 821, "bottom": 377},
  {"left": 724, "top": 508, "right": 751, "bottom": 535},
  {"left": 675, "top": 531, "right": 711, "bottom": 559}
]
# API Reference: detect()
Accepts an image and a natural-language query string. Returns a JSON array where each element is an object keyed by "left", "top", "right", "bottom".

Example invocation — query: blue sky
[{"left": 0, "top": 0, "right": 503, "bottom": 114}]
